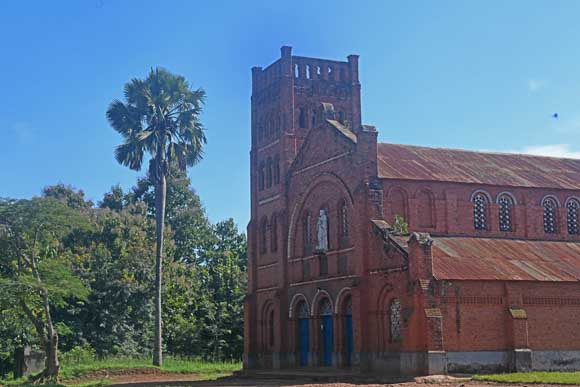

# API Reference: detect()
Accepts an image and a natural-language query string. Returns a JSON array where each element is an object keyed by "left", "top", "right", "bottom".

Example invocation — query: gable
[{"left": 289, "top": 120, "right": 357, "bottom": 175}]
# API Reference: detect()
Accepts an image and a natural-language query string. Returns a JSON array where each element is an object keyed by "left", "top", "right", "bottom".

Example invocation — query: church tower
[{"left": 245, "top": 47, "right": 361, "bottom": 368}]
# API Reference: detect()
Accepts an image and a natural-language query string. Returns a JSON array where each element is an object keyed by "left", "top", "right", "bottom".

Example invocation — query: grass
[
  {"left": 474, "top": 371, "right": 580, "bottom": 385},
  {"left": 0, "top": 357, "right": 242, "bottom": 387}
]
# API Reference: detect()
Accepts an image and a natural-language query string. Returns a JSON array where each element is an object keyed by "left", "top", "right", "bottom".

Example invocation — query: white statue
[{"left": 316, "top": 209, "right": 329, "bottom": 252}]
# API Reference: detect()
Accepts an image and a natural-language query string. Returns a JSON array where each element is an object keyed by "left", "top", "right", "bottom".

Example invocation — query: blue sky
[{"left": 2, "top": 0, "right": 580, "bottom": 229}]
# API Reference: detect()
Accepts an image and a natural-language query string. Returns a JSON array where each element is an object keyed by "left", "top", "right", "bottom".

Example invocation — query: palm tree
[{"left": 107, "top": 68, "right": 206, "bottom": 366}]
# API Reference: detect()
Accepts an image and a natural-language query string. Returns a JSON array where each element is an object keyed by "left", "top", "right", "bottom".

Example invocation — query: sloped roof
[
  {"left": 378, "top": 143, "right": 580, "bottom": 190},
  {"left": 431, "top": 236, "right": 580, "bottom": 282}
]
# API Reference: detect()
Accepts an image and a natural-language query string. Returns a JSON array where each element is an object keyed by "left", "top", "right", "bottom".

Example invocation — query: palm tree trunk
[{"left": 153, "top": 173, "right": 166, "bottom": 367}]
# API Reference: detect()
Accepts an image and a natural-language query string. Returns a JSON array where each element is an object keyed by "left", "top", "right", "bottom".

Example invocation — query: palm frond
[
  {"left": 106, "top": 100, "right": 143, "bottom": 137},
  {"left": 114, "top": 141, "right": 145, "bottom": 171}
]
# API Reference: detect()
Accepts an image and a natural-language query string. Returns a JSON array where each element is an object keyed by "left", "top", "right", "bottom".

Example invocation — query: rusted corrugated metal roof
[
  {"left": 431, "top": 237, "right": 580, "bottom": 282},
  {"left": 378, "top": 143, "right": 580, "bottom": 190}
]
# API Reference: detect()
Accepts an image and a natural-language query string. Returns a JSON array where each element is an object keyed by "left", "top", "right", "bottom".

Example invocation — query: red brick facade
[{"left": 244, "top": 47, "right": 580, "bottom": 374}]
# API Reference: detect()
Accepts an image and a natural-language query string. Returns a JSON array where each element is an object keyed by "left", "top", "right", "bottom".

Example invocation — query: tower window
[
  {"left": 266, "top": 157, "right": 273, "bottom": 188},
  {"left": 543, "top": 197, "right": 558, "bottom": 234},
  {"left": 258, "top": 161, "right": 265, "bottom": 191},
  {"left": 260, "top": 217, "right": 268, "bottom": 254},
  {"left": 271, "top": 214, "right": 278, "bottom": 252},
  {"left": 473, "top": 192, "right": 489, "bottom": 231},
  {"left": 567, "top": 199, "right": 579, "bottom": 235},
  {"left": 273, "top": 155, "right": 280, "bottom": 185},
  {"left": 498, "top": 194, "right": 514, "bottom": 232}
]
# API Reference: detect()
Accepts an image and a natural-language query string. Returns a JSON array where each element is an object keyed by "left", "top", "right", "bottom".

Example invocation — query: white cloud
[
  {"left": 509, "top": 144, "right": 580, "bottom": 159},
  {"left": 528, "top": 79, "right": 547, "bottom": 92}
]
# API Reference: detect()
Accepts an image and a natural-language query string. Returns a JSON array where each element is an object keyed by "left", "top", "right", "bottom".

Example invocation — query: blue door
[
  {"left": 345, "top": 315, "right": 353, "bottom": 366},
  {"left": 298, "top": 318, "right": 309, "bottom": 366},
  {"left": 322, "top": 315, "right": 334, "bottom": 366}
]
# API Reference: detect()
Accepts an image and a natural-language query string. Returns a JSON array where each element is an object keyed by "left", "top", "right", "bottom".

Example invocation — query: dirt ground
[{"left": 101, "top": 374, "right": 575, "bottom": 387}]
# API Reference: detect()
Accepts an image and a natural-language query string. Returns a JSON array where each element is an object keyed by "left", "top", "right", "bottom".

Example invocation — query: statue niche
[{"left": 316, "top": 209, "right": 329, "bottom": 253}]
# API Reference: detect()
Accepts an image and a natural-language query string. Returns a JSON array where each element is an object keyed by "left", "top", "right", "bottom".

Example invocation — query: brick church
[{"left": 244, "top": 47, "right": 580, "bottom": 375}]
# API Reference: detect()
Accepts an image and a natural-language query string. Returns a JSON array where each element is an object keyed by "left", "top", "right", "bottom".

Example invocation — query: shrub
[{"left": 61, "top": 344, "right": 96, "bottom": 366}]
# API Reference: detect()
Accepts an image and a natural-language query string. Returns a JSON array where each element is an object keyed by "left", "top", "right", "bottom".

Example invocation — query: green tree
[
  {"left": 98, "top": 184, "right": 125, "bottom": 211},
  {"left": 0, "top": 198, "right": 89, "bottom": 381},
  {"left": 106, "top": 68, "right": 206, "bottom": 366},
  {"left": 75, "top": 205, "right": 157, "bottom": 356},
  {"left": 42, "top": 184, "right": 93, "bottom": 210}
]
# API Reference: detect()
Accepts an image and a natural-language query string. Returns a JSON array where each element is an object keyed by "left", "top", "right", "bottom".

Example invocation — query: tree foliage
[
  {"left": 0, "top": 177, "right": 247, "bottom": 377},
  {"left": 0, "top": 198, "right": 90, "bottom": 380}
]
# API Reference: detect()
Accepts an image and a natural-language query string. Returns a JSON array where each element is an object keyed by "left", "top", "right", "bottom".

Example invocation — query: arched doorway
[
  {"left": 296, "top": 301, "right": 310, "bottom": 366},
  {"left": 343, "top": 296, "right": 353, "bottom": 367},
  {"left": 319, "top": 298, "right": 334, "bottom": 366}
]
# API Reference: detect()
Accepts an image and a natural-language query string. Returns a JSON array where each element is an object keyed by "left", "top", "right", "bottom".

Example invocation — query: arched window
[
  {"left": 268, "top": 309, "right": 275, "bottom": 348},
  {"left": 296, "top": 301, "right": 309, "bottom": 319},
  {"left": 389, "top": 189, "right": 407, "bottom": 222},
  {"left": 473, "top": 192, "right": 489, "bottom": 231},
  {"left": 344, "top": 296, "right": 352, "bottom": 316},
  {"left": 303, "top": 212, "right": 312, "bottom": 255},
  {"left": 260, "top": 218, "right": 268, "bottom": 254},
  {"left": 266, "top": 157, "right": 273, "bottom": 188},
  {"left": 273, "top": 155, "right": 280, "bottom": 185},
  {"left": 319, "top": 298, "right": 332, "bottom": 316},
  {"left": 543, "top": 197, "right": 559, "bottom": 234},
  {"left": 567, "top": 199, "right": 579, "bottom": 235},
  {"left": 417, "top": 190, "right": 434, "bottom": 228},
  {"left": 258, "top": 161, "right": 265, "bottom": 191},
  {"left": 271, "top": 214, "right": 278, "bottom": 252},
  {"left": 339, "top": 200, "right": 349, "bottom": 239},
  {"left": 389, "top": 298, "right": 402, "bottom": 342},
  {"left": 498, "top": 194, "right": 514, "bottom": 232}
]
